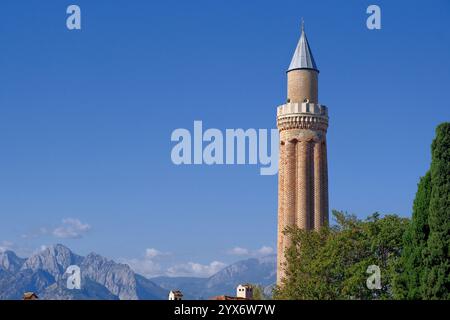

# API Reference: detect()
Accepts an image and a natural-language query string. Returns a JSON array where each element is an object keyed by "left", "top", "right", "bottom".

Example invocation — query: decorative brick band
[{"left": 277, "top": 115, "right": 328, "bottom": 132}]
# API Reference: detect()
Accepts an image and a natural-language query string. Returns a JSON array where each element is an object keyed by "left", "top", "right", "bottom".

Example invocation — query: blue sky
[{"left": 0, "top": 0, "right": 449, "bottom": 277}]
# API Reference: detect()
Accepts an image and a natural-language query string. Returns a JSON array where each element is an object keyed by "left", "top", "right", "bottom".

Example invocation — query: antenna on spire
[{"left": 301, "top": 18, "right": 305, "bottom": 33}]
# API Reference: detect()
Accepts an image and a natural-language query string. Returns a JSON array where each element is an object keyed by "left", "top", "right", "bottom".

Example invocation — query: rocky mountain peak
[
  {"left": 21, "top": 244, "right": 83, "bottom": 280},
  {"left": 1, "top": 245, "right": 167, "bottom": 300},
  {"left": 0, "top": 250, "right": 26, "bottom": 273}
]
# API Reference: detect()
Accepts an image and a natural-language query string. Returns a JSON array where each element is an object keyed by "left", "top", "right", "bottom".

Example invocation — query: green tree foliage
[
  {"left": 422, "top": 123, "right": 450, "bottom": 299},
  {"left": 393, "top": 171, "right": 431, "bottom": 299},
  {"left": 394, "top": 122, "right": 450, "bottom": 299},
  {"left": 251, "top": 285, "right": 267, "bottom": 300},
  {"left": 274, "top": 211, "right": 409, "bottom": 300},
  {"left": 274, "top": 123, "right": 449, "bottom": 300}
]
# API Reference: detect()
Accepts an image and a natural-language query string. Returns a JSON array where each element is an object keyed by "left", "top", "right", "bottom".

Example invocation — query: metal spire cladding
[{"left": 288, "top": 22, "right": 319, "bottom": 72}]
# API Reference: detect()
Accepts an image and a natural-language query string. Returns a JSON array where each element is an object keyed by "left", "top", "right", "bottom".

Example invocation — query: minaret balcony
[
  {"left": 277, "top": 102, "right": 328, "bottom": 117},
  {"left": 277, "top": 102, "right": 328, "bottom": 133}
]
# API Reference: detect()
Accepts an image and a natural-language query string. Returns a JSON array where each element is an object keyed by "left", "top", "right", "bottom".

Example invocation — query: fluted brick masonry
[
  {"left": 277, "top": 142, "right": 285, "bottom": 280},
  {"left": 277, "top": 28, "right": 329, "bottom": 285},
  {"left": 314, "top": 141, "right": 324, "bottom": 230},
  {"left": 297, "top": 140, "right": 309, "bottom": 230},
  {"left": 276, "top": 101, "right": 329, "bottom": 284}
]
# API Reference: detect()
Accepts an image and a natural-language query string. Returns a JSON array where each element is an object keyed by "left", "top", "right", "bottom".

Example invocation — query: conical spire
[{"left": 288, "top": 21, "right": 319, "bottom": 72}]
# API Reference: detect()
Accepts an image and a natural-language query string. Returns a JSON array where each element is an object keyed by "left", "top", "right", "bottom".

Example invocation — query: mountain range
[
  {"left": 0, "top": 244, "right": 276, "bottom": 300},
  {"left": 151, "top": 255, "right": 276, "bottom": 299},
  {"left": 0, "top": 244, "right": 166, "bottom": 300}
]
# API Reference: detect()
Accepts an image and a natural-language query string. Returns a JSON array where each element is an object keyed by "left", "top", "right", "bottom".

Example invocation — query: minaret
[{"left": 277, "top": 23, "right": 329, "bottom": 284}]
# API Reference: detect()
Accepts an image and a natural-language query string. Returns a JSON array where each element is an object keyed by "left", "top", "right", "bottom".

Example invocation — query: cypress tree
[
  {"left": 394, "top": 171, "right": 431, "bottom": 299},
  {"left": 422, "top": 123, "right": 450, "bottom": 299}
]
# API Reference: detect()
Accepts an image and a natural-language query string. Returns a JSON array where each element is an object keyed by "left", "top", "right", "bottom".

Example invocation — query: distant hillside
[
  {"left": 0, "top": 245, "right": 167, "bottom": 300},
  {"left": 152, "top": 255, "right": 276, "bottom": 299},
  {"left": 0, "top": 246, "right": 276, "bottom": 300}
]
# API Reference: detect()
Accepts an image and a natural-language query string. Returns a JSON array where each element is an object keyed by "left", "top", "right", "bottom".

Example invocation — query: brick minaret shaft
[{"left": 277, "top": 24, "right": 329, "bottom": 284}]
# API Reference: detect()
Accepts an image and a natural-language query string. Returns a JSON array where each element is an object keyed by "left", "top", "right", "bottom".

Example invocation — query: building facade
[
  {"left": 277, "top": 24, "right": 329, "bottom": 284},
  {"left": 168, "top": 290, "right": 183, "bottom": 300},
  {"left": 236, "top": 284, "right": 253, "bottom": 299}
]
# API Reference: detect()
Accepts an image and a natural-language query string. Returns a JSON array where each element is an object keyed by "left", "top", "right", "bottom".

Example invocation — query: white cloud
[
  {"left": 167, "top": 261, "right": 226, "bottom": 278},
  {"left": 227, "top": 247, "right": 250, "bottom": 256},
  {"left": 145, "top": 248, "right": 165, "bottom": 259},
  {"left": 20, "top": 219, "right": 91, "bottom": 240},
  {"left": 125, "top": 257, "right": 163, "bottom": 278},
  {"left": 53, "top": 218, "right": 91, "bottom": 239},
  {"left": 0, "top": 241, "right": 14, "bottom": 252},
  {"left": 0, "top": 241, "right": 38, "bottom": 257},
  {"left": 227, "top": 245, "right": 275, "bottom": 257},
  {"left": 256, "top": 246, "right": 274, "bottom": 256},
  {"left": 124, "top": 248, "right": 226, "bottom": 278},
  {"left": 20, "top": 227, "right": 49, "bottom": 239},
  {"left": 121, "top": 248, "right": 170, "bottom": 278}
]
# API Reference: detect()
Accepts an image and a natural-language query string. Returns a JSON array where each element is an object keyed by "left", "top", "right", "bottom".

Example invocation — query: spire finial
[{"left": 288, "top": 18, "right": 319, "bottom": 72}]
